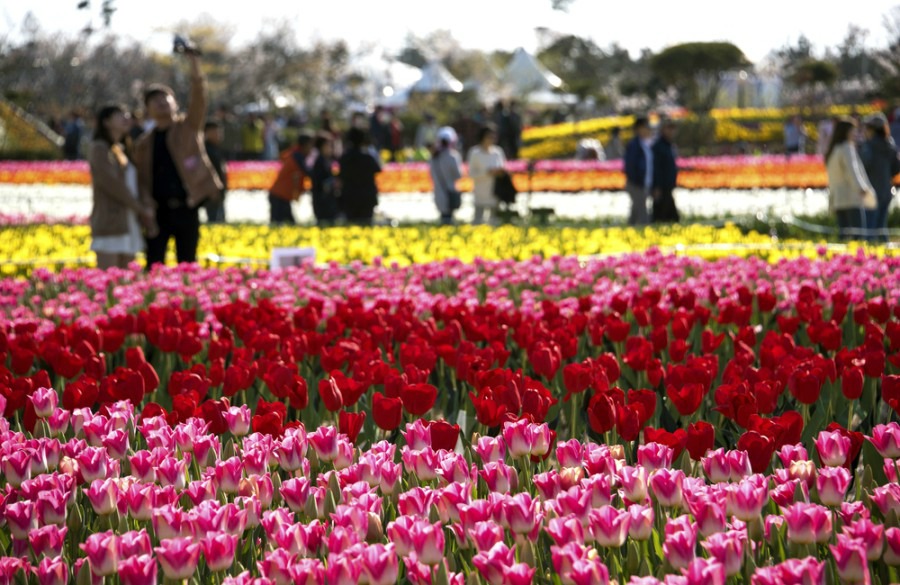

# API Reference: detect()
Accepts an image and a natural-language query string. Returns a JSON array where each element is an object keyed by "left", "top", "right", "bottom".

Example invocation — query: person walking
[
  {"left": 623, "top": 117, "right": 653, "bottom": 226},
  {"left": 430, "top": 126, "right": 464, "bottom": 225},
  {"left": 133, "top": 50, "right": 222, "bottom": 267},
  {"left": 860, "top": 113, "right": 900, "bottom": 240},
  {"left": 651, "top": 119, "right": 680, "bottom": 224},
  {"left": 784, "top": 115, "right": 807, "bottom": 155},
  {"left": 825, "top": 117, "right": 876, "bottom": 240},
  {"left": 269, "top": 131, "right": 314, "bottom": 225},
  {"left": 88, "top": 105, "right": 157, "bottom": 269},
  {"left": 466, "top": 124, "right": 506, "bottom": 225},
  {"left": 339, "top": 128, "right": 381, "bottom": 225}
]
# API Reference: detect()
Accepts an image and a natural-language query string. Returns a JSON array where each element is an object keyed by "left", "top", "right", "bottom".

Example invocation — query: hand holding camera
[{"left": 173, "top": 35, "right": 202, "bottom": 57}]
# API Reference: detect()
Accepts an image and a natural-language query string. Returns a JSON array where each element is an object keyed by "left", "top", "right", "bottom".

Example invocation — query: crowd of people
[{"left": 83, "top": 51, "right": 900, "bottom": 269}]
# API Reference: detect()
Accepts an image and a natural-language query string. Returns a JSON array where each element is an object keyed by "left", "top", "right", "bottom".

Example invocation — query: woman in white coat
[
  {"left": 825, "top": 117, "right": 876, "bottom": 240},
  {"left": 467, "top": 125, "right": 507, "bottom": 225}
]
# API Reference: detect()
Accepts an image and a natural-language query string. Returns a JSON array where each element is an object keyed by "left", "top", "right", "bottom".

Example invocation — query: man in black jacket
[{"left": 651, "top": 119, "right": 680, "bottom": 224}]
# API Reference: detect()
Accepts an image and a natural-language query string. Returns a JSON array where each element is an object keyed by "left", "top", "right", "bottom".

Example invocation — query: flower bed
[
  {"left": 3, "top": 156, "right": 896, "bottom": 193},
  {"left": 0, "top": 223, "right": 855, "bottom": 276},
  {"left": 1, "top": 252, "right": 900, "bottom": 583}
]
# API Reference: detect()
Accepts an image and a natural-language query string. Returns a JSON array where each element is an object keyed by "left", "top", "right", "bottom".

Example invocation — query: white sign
[{"left": 270, "top": 247, "right": 316, "bottom": 271}]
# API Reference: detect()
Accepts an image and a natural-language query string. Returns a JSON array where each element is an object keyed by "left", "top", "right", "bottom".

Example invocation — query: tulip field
[{"left": 2, "top": 247, "right": 900, "bottom": 585}]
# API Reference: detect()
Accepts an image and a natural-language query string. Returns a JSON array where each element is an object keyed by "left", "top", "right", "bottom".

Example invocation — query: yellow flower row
[{"left": 1, "top": 223, "right": 895, "bottom": 277}]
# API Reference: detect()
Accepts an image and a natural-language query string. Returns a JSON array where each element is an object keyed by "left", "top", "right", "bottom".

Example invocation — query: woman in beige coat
[
  {"left": 88, "top": 105, "right": 156, "bottom": 269},
  {"left": 824, "top": 117, "right": 876, "bottom": 240}
]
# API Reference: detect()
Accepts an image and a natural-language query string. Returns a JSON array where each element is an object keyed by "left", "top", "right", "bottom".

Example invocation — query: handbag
[
  {"left": 433, "top": 151, "right": 462, "bottom": 211},
  {"left": 493, "top": 170, "right": 518, "bottom": 204}
]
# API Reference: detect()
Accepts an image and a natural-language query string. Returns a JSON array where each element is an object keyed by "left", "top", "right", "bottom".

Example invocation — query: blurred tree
[
  {"left": 551, "top": 0, "right": 576, "bottom": 10},
  {"left": 875, "top": 6, "right": 900, "bottom": 99},
  {"left": 537, "top": 35, "right": 608, "bottom": 105},
  {"left": 650, "top": 42, "right": 750, "bottom": 112},
  {"left": 836, "top": 24, "right": 877, "bottom": 81}
]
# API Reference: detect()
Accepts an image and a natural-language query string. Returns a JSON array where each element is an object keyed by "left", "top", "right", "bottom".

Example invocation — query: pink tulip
[
  {"left": 117, "top": 530, "right": 152, "bottom": 558},
  {"left": 584, "top": 444, "right": 615, "bottom": 477},
  {"left": 842, "top": 519, "right": 884, "bottom": 562},
  {"left": 358, "top": 543, "right": 398, "bottom": 585},
  {"left": 29, "top": 525, "right": 67, "bottom": 558},
  {"left": 291, "top": 558, "right": 326, "bottom": 585},
  {"left": 258, "top": 548, "right": 297, "bottom": 585},
  {"left": 461, "top": 520, "right": 498, "bottom": 552},
  {"left": 689, "top": 493, "right": 727, "bottom": 537},
  {"left": 681, "top": 558, "right": 726, "bottom": 585},
  {"left": 638, "top": 443, "right": 673, "bottom": 472},
  {"left": 83, "top": 415, "right": 112, "bottom": 447},
  {"left": 884, "top": 527, "right": 900, "bottom": 566},
  {"left": 118, "top": 554, "right": 157, "bottom": 585},
  {"left": 80, "top": 530, "right": 118, "bottom": 577},
  {"left": 375, "top": 460, "right": 400, "bottom": 496},
  {"left": 47, "top": 409, "right": 70, "bottom": 436},
  {"left": 619, "top": 465, "right": 649, "bottom": 502},
  {"left": 214, "top": 456, "right": 243, "bottom": 494},
  {"left": 156, "top": 456, "right": 187, "bottom": 489},
  {"left": 85, "top": 478, "right": 119, "bottom": 515},
  {"left": 556, "top": 439, "right": 585, "bottom": 468},
  {"left": 402, "top": 420, "right": 432, "bottom": 450},
  {"left": 279, "top": 476, "right": 310, "bottom": 513},
  {"left": 30, "top": 387, "right": 58, "bottom": 419},
  {"left": 76, "top": 447, "right": 109, "bottom": 484},
  {"left": 582, "top": 473, "right": 612, "bottom": 507},
  {"left": 192, "top": 434, "right": 220, "bottom": 465},
  {"left": 202, "top": 532, "right": 238, "bottom": 572},
  {"left": 783, "top": 503, "right": 832, "bottom": 545},
  {"left": 502, "top": 492, "right": 542, "bottom": 537},
  {"left": 830, "top": 534, "right": 869, "bottom": 585},
  {"left": 101, "top": 429, "right": 129, "bottom": 461},
  {"left": 505, "top": 562, "right": 537, "bottom": 585},
  {"left": 309, "top": 425, "right": 340, "bottom": 462},
  {"left": 480, "top": 461, "right": 518, "bottom": 493},
  {"left": 547, "top": 514, "right": 587, "bottom": 548},
  {"left": 276, "top": 431, "right": 308, "bottom": 472},
  {"left": 628, "top": 504, "right": 654, "bottom": 541},
  {"left": 701, "top": 449, "right": 731, "bottom": 483},
  {"left": 568, "top": 558, "right": 610, "bottom": 585},
  {"left": 154, "top": 537, "right": 201, "bottom": 580},
  {"left": 473, "top": 435, "right": 506, "bottom": 464},
  {"left": 185, "top": 478, "right": 217, "bottom": 507},
  {"left": 814, "top": 430, "right": 850, "bottom": 468},
  {"left": 152, "top": 504, "right": 190, "bottom": 541},
  {"left": 727, "top": 478, "right": 768, "bottom": 521},
  {"left": 664, "top": 517, "right": 698, "bottom": 571},
  {"left": 2, "top": 450, "right": 33, "bottom": 488},
  {"left": 551, "top": 543, "right": 589, "bottom": 582},
  {"left": 473, "top": 542, "right": 515, "bottom": 585},
  {"left": 534, "top": 470, "right": 563, "bottom": 500},
  {"left": 401, "top": 446, "right": 439, "bottom": 482},
  {"left": 816, "top": 466, "right": 851, "bottom": 507},
  {"left": 386, "top": 515, "right": 416, "bottom": 558},
  {"left": 502, "top": 419, "right": 533, "bottom": 458},
  {"left": 778, "top": 444, "right": 809, "bottom": 468},
  {"left": 5, "top": 501, "right": 36, "bottom": 540},
  {"left": 868, "top": 422, "right": 900, "bottom": 458},
  {"left": 589, "top": 505, "right": 631, "bottom": 547},
  {"left": 36, "top": 488, "right": 68, "bottom": 526},
  {"left": 411, "top": 520, "right": 445, "bottom": 565},
  {"left": 787, "top": 460, "right": 816, "bottom": 485},
  {"left": 35, "top": 556, "right": 67, "bottom": 585},
  {"left": 128, "top": 451, "right": 157, "bottom": 483},
  {"left": 871, "top": 483, "right": 900, "bottom": 517},
  {"left": 701, "top": 530, "right": 745, "bottom": 577},
  {"left": 224, "top": 405, "right": 252, "bottom": 436},
  {"left": 436, "top": 452, "right": 472, "bottom": 485},
  {"left": 649, "top": 468, "right": 684, "bottom": 508}
]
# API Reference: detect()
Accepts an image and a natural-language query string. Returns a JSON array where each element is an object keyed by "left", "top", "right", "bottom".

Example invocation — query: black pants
[
  {"left": 146, "top": 207, "right": 200, "bottom": 267},
  {"left": 836, "top": 208, "right": 864, "bottom": 240},
  {"left": 269, "top": 194, "right": 296, "bottom": 225},
  {"left": 652, "top": 189, "right": 680, "bottom": 223}
]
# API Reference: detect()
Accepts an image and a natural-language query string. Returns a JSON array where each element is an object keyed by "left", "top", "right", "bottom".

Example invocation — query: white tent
[
  {"left": 502, "top": 47, "right": 563, "bottom": 94},
  {"left": 410, "top": 62, "right": 464, "bottom": 93}
]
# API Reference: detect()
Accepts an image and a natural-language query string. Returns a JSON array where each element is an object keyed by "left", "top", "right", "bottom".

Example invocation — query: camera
[{"left": 173, "top": 35, "right": 202, "bottom": 56}]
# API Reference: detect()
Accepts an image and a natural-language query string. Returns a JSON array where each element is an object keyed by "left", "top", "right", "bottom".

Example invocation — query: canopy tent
[
  {"left": 409, "top": 61, "right": 464, "bottom": 94},
  {"left": 501, "top": 47, "right": 563, "bottom": 95}
]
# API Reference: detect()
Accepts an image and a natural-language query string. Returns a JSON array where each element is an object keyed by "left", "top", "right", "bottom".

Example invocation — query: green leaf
[{"left": 862, "top": 441, "right": 889, "bottom": 489}]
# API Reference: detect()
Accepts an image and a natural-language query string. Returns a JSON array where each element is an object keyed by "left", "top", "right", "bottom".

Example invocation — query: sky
[{"left": 2, "top": 0, "right": 898, "bottom": 64}]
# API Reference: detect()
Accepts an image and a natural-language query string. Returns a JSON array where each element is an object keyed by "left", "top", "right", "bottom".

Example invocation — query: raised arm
[{"left": 184, "top": 54, "right": 207, "bottom": 133}]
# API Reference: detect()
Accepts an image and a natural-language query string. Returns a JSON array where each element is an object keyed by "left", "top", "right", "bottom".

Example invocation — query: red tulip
[
  {"left": 428, "top": 420, "right": 461, "bottom": 451},
  {"left": 562, "top": 363, "right": 592, "bottom": 400},
  {"left": 339, "top": 410, "right": 366, "bottom": 444},
  {"left": 686, "top": 421, "right": 715, "bottom": 461},
  {"left": 666, "top": 382, "right": 704, "bottom": 416},
  {"left": 469, "top": 390, "right": 507, "bottom": 427},
  {"left": 841, "top": 366, "right": 864, "bottom": 400},
  {"left": 627, "top": 389, "right": 657, "bottom": 426},
  {"left": 318, "top": 377, "right": 344, "bottom": 412},
  {"left": 529, "top": 341, "right": 562, "bottom": 380},
  {"left": 616, "top": 404, "right": 641, "bottom": 442},
  {"left": 587, "top": 392, "right": 615, "bottom": 435},
  {"left": 736, "top": 431, "right": 775, "bottom": 474},
  {"left": 373, "top": 393, "right": 403, "bottom": 431},
  {"left": 401, "top": 383, "right": 438, "bottom": 416},
  {"left": 643, "top": 427, "right": 687, "bottom": 460}
]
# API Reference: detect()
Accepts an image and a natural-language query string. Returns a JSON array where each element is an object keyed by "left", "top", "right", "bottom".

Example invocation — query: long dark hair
[
  {"left": 93, "top": 105, "right": 126, "bottom": 144},
  {"left": 825, "top": 117, "right": 856, "bottom": 164}
]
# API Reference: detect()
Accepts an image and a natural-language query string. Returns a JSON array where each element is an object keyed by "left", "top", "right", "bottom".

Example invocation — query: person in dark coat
[
  {"left": 651, "top": 119, "right": 680, "bottom": 224},
  {"left": 338, "top": 128, "right": 381, "bottom": 225},
  {"left": 860, "top": 113, "right": 900, "bottom": 240},
  {"left": 203, "top": 121, "right": 227, "bottom": 223},
  {"left": 623, "top": 116, "right": 653, "bottom": 226},
  {"left": 310, "top": 133, "right": 339, "bottom": 226}
]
